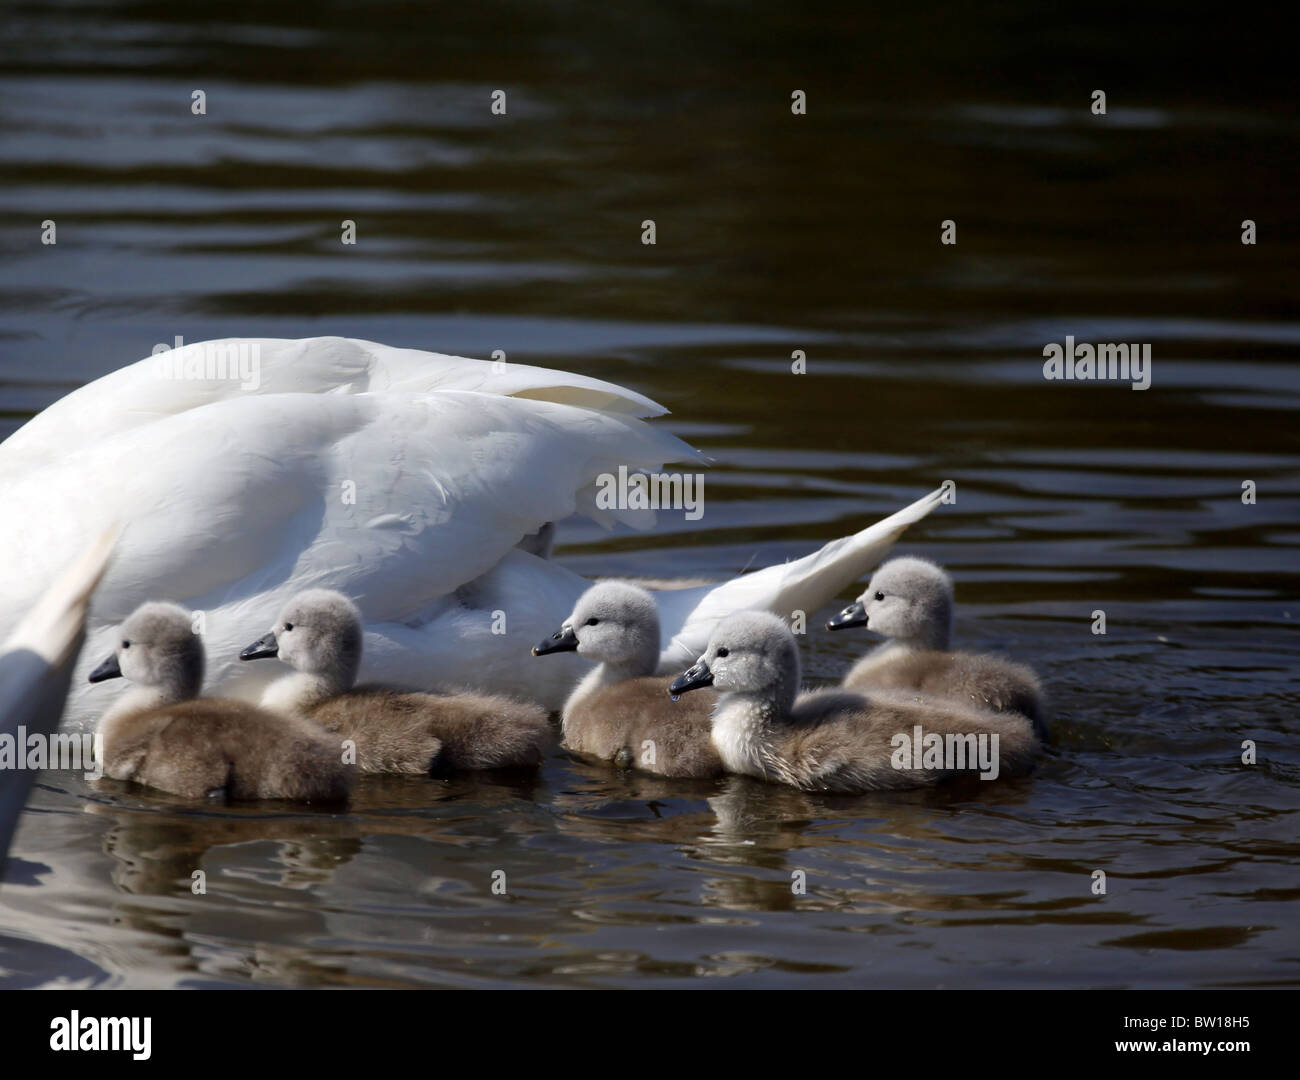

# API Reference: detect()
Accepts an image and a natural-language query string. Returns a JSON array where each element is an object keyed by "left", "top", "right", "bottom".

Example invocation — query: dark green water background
[{"left": 0, "top": 3, "right": 1295, "bottom": 987}]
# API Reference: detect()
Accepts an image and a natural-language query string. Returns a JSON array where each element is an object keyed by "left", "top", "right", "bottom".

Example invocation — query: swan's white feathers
[
  {"left": 0, "top": 382, "right": 696, "bottom": 728},
  {"left": 0, "top": 338, "right": 944, "bottom": 729},
  {"left": 0, "top": 336, "right": 666, "bottom": 475},
  {"left": 656, "top": 486, "right": 946, "bottom": 668}
]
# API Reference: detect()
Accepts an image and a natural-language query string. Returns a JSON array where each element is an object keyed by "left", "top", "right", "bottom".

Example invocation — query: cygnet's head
[
  {"left": 239, "top": 589, "right": 363, "bottom": 687},
  {"left": 669, "top": 611, "right": 800, "bottom": 704},
  {"left": 88, "top": 601, "right": 203, "bottom": 698},
  {"left": 532, "top": 581, "right": 660, "bottom": 672},
  {"left": 826, "top": 556, "right": 953, "bottom": 649}
]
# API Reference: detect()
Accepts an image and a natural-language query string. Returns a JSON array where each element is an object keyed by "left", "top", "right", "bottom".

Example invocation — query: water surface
[{"left": 0, "top": 2, "right": 1296, "bottom": 988}]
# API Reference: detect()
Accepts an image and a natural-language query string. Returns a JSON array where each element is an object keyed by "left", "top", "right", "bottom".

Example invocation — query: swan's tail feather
[{"left": 655, "top": 488, "right": 946, "bottom": 667}]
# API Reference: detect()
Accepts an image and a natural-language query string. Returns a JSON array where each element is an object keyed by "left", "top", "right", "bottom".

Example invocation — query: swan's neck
[
  {"left": 561, "top": 659, "right": 644, "bottom": 735},
  {"left": 899, "top": 617, "right": 950, "bottom": 651},
  {"left": 912, "top": 630, "right": 949, "bottom": 650},
  {"left": 710, "top": 693, "right": 786, "bottom": 779},
  {"left": 876, "top": 639, "right": 916, "bottom": 661},
  {"left": 845, "top": 639, "right": 921, "bottom": 684},
  {"left": 261, "top": 671, "right": 344, "bottom": 713},
  {"left": 97, "top": 685, "right": 171, "bottom": 739},
  {"left": 605, "top": 635, "right": 661, "bottom": 683}
]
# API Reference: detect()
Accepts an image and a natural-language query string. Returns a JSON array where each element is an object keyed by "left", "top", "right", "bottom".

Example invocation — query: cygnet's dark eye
[
  {"left": 283, "top": 623, "right": 294, "bottom": 632},
  {"left": 585, "top": 617, "right": 600, "bottom": 626},
  {"left": 716, "top": 647, "right": 729, "bottom": 658},
  {"left": 874, "top": 591, "right": 885, "bottom": 601},
  {"left": 121, "top": 640, "right": 130, "bottom": 649}
]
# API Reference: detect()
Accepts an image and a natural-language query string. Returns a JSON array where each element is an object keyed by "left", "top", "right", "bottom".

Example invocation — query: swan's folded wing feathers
[
  {"left": 0, "top": 336, "right": 668, "bottom": 474},
  {"left": 2, "top": 390, "right": 695, "bottom": 616},
  {"left": 656, "top": 486, "right": 946, "bottom": 667},
  {"left": 349, "top": 339, "right": 665, "bottom": 417},
  {"left": 0, "top": 388, "right": 698, "bottom": 728},
  {"left": 310, "top": 391, "right": 702, "bottom": 614}
]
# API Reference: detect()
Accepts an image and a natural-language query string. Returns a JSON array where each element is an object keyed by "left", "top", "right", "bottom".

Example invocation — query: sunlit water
[{"left": 0, "top": 3, "right": 1296, "bottom": 988}]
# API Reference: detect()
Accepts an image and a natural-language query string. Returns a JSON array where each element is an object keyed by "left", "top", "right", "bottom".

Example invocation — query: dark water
[{"left": 1, "top": 3, "right": 1297, "bottom": 987}]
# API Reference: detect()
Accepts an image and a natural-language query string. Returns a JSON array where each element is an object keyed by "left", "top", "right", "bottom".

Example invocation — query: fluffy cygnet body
[
  {"left": 243, "top": 590, "right": 551, "bottom": 773},
  {"left": 670, "top": 611, "right": 1039, "bottom": 793},
  {"left": 533, "top": 581, "right": 722, "bottom": 778},
  {"left": 828, "top": 556, "right": 1046, "bottom": 738},
  {"left": 89, "top": 603, "right": 353, "bottom": 801}
]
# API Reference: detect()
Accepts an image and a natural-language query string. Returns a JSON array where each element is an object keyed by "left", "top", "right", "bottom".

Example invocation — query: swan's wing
[
  {"left": 2, "top": 390, "right": 700, "bottom": 623},
  {"left": 347, "top": 339, "right": 664, "bottom": 415},
  {"left": 0, "top": 530, "right": 115, "bottom": 862},
  {"left": 0, "top": 336, "right": 666, "bottom": 475},
  {"left": 360, "top": 549, "right": 593, "bottom": 709},
  {"left": 655, "top": 487, "right": 947, "bottom": 668},
  {"left": 0, "top": 390, "right": 700, "bottom": 728}
]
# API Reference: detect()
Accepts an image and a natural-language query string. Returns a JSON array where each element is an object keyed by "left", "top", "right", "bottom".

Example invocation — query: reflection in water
[{"left": 0, "top": 2, "right": 1297, "bottom": 987}]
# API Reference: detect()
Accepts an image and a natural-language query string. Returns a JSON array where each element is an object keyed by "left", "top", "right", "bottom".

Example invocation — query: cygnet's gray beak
[
  {"left": 87, "top": 655, "right": 122, "bottom": 683},
  {"left": 826, "top": 600, "right": 868, "bottom": 631},
  {"left": 532, "top": 625, "right": 578, "bottom": 656},
  {"left": 239, "top": 632, "right": 279, "bottom": 661},
  {"left": 669, "top": 660, "right": 713, "bottom": 696}
]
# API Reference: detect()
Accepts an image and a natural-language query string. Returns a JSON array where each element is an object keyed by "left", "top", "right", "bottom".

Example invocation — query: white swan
[{"left": 0, "top": 337, "right": 943, "bottom": 730}]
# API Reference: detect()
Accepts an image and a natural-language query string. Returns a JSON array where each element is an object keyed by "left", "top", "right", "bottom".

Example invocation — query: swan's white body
[{"left": 0, "top": 337, "right": 942, "bottom": 730}]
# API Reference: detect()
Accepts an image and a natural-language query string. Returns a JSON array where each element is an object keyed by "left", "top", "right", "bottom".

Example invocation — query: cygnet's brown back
[
  {"left": 303, "top": 690, "right": 443, "bottom": 774},
  {"left": 843, "top": 649, "right": 1046, "bottom": 738},
  {"left": 103, "top": 699, "right": 353, "bottom": 802},
  {"left": 565, "top": 677, "right": 723, "bottom": 778},
  {"left": 760, "top": 689, "right": 1039, "bottom": 794},
  {"left": 309, "top": 687, "right": 552, "bottom": 772}
]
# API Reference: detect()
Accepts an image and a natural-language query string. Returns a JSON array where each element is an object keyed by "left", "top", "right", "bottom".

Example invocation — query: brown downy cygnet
[
  {"left": 532, "top": 581, "right": 722, "bottom": 778},
  {"left": 88, "top": 602, "right": 353, "bottom": 801},
  {"left": 827, "top": 556, "right": 1046, "bottom": 739},
  {"left": 241, "top": 589, "right": 551, "bottom": 773},
  {"left": 670, "top": 611, "right": 1039, "bottom": 794}
]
